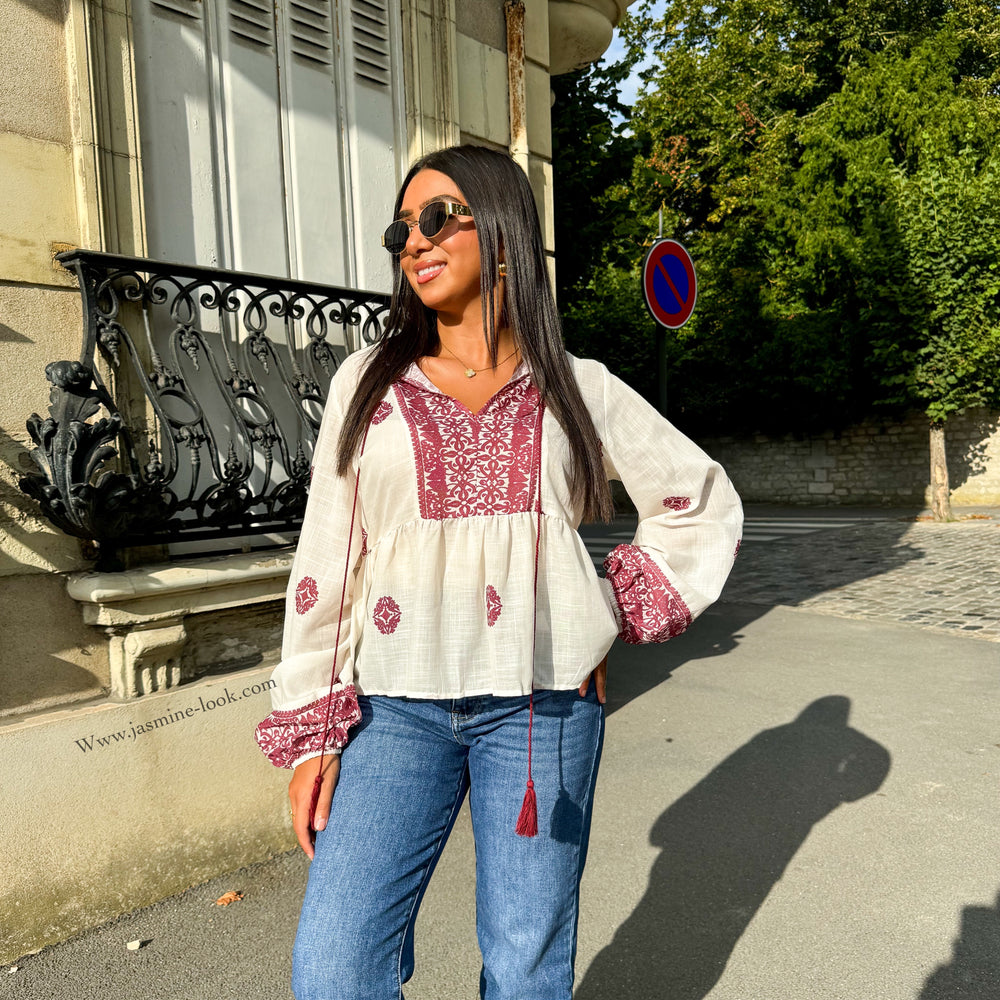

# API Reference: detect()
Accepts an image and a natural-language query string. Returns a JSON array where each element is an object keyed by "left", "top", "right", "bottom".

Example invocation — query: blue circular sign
[{"left": 641, "top": 239, "right": 697, "bottom": 329}]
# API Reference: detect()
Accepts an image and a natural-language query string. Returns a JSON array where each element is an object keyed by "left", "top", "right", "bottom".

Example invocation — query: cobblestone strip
[{"left": 722, "top": 519, "right": 1000, "bottom": 642}]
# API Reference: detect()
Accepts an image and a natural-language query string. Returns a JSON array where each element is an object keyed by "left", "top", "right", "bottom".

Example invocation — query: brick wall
[{"left": 698, "top": 408, "right": 1000, "bottom": 507}]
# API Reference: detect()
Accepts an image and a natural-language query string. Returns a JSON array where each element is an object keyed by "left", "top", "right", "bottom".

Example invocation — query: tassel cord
[
  {"left": 307, "top": 422, "right": 370, "bottom": 830},
  {"left": 516, "top": 400, "right": 545, "bottom": 838}
]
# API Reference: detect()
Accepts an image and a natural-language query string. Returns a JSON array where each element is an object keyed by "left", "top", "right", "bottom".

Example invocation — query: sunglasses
[{"left": 381, "top": 201, "right": 474, "bottom": 254}]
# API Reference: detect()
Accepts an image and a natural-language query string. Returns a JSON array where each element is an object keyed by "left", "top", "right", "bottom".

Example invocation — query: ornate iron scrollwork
[
  {"left": 19, "top": 250, "right": 389, "bottom": 558},
  {"left": 20, "top": 359, "right": 176, "bottom": 544}
]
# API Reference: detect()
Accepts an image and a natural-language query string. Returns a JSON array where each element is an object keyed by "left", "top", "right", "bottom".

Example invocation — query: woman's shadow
[
  {"left": 575, "top": 695, "right": 891, "bottom": 1000},
  {"left": 919, "top": 890, "right": 1000, "bottom": 999}
]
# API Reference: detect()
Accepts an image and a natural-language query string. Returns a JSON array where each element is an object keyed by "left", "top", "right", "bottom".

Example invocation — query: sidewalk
[{"left": 5, "top": 506, "right": 999, "bottom": 999}]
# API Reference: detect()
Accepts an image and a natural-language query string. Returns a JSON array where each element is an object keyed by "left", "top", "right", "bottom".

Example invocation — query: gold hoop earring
[{"left": 498, "top": 262, "right": 507, "bottom": 277}]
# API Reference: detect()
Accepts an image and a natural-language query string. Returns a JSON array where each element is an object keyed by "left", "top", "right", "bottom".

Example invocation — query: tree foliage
[
  {"left": 550, "top": 56, "right": 644, "bottom": 300},
  {"left": 553, "top": 0, "right": 1000, "bottom": 436}
]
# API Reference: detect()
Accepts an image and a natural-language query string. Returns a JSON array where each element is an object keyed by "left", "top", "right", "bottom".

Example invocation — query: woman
[{"left": 255, "top": 144, "right": 743, "bottom": 1000}]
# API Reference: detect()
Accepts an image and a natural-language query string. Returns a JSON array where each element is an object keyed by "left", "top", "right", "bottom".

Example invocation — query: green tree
[
  {"left": 883, "top": 147, "right": 1000, "bottom": 518},
  {"left": 553, "top": 0, "right": 1000, "bottom": 516},
  {"left": 784, "top": 9, "right": 1000, "bottom": 516},
  {"left": 550, "top": 57, "right": 643, "bottom": 302}
]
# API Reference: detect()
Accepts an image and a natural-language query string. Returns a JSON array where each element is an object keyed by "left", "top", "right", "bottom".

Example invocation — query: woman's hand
[
  {"left": 288, "top": 754, "right": 341, "bottom": 860},
  {"left": 579, "top": 655, "right": 608, "bottom": 704}
]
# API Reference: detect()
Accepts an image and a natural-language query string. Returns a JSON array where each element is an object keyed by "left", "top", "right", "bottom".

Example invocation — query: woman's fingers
[
  {"left": 312, "top": 756, "right": 340, "bottom": 831},
  {"left": 578, "top": 656, "right": 608, "bottom": 704},
  {"left": 288, "top": 755, "right": 341, "bottom": 860},
  {"left": 593, "top": 656, "right": 607, "bottom": 703},
  {"left": 288, "top": 760, "right": 320, "bottom": 859}
]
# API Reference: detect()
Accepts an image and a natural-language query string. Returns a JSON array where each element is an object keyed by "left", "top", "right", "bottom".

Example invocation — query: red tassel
[
  {"left": 308, "top": 769, "right": 323, "bottom": 829},
  {"left": 514, "top": 411, "right": 545, "bottom": 842},
  {"left": 515, "top": 779, "right": 538, "bottom": 837}
]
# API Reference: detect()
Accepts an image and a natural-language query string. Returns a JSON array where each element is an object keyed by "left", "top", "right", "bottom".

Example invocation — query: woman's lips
[{"left": 415, "top": 261, "right": 446, "bottom": 284}]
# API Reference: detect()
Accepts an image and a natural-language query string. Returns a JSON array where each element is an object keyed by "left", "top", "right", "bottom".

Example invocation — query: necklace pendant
[{"left": 464, "top": 368, "right": 476, "bottom": 378}]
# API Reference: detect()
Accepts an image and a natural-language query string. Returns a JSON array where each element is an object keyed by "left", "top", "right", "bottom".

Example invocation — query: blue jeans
[{"left": 292, "top": 683, "right": 605, "bottom": 1000}]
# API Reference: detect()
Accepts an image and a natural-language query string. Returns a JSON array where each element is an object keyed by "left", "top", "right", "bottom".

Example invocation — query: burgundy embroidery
[
  {"left": 372, "top": 400, "right": 392, "bottom": 425},
  {"left": 295, "top": 576, "right": 319, "bottom": 615},
  {"left": 373, "top": 595, "right": 401, "bottom": 635},
  {"left": 393, "top": 376, "right": 543, "bottom": 520},
  {"left": 309, "top": 465, "right": 314, "bottom": 481},
  {"left": 254, "top": 685, "right": 362, "bottom": 769},
  {"left": 662, "top": 496, "right": 692, "bottom": 511},
  {"left": 603, "top": 544, "right": 692, "bottom": 644},
  {"left": 486, "top": 585, "right": 502, "bottom": 627},
  {"left": 734, "top": 539, "right": 742, "bottom": 559},
  {"left": 361, "top": 527, "right": 368, "bottom": 557}
]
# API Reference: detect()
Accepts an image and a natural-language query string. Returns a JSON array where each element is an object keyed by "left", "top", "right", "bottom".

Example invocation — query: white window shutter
[
  {"left": 341, "top": 0, "right": 401, "bottom": 292},
  {"left": 132, "top": 0, "right": 222, "bottom": 265},
  {"left": 217, "top": 0, "right": 290, "bottom": 277},
  {"left": 276, "top": 0, "right": 352, "bottom": 285},
  {"left": 289, "top": 0, "right": 335, "bottom": 66},
  {"left": 131, "top": 0, "right": 403, "bottom": 290},
  {"left": 350, "top": 0, "right": 392, "bottom": 87}
]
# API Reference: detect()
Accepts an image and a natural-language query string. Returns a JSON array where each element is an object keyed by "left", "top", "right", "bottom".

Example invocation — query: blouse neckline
[{"left": 399, "top": 359, "right": 532, "bottom": 417}]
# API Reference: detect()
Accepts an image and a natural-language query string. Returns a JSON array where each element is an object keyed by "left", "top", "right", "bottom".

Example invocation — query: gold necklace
[{"left": 439, "top": 343, "right": 520, "bottom": 378}]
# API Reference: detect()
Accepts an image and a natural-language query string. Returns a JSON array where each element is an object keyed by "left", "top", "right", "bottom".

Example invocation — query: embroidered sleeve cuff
[
  {"left": 254, "top": 684, "right": 362, "bottom": 769},
  {"left": 603, "top": 543, "right": 693, "bottom": 644}
]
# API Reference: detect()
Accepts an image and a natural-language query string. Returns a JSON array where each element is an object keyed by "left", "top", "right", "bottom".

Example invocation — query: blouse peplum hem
[{"left": 352, "top": 511, "right": 620, "bottom": 698}]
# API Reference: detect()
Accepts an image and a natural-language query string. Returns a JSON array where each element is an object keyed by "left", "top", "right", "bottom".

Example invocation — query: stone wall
[{"left": 699, "top": 408, "right": 1000, "bottom": 507}]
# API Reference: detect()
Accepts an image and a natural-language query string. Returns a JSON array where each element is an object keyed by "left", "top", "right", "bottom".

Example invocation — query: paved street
[
  {"left": 727, "top": 512, "right": 1000, "bottom": 641},
  {"left": 5, "top": 506, "right": 999, "bottom": 1000},
  {"left": 584, "top": 505, "right": 1000, "bottom": 640},
  {"left": 582, "top": 507, "right": 899, "bottom": 556}
]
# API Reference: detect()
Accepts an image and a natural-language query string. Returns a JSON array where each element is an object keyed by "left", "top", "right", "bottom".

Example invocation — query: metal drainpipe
[{"left": 505, "top": 0, "right": 529, "bottom": 173}]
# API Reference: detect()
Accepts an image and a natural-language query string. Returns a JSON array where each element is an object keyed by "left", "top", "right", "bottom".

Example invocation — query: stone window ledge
[{"left": 67, "top": 550, "right": 294, "bottom": 700}]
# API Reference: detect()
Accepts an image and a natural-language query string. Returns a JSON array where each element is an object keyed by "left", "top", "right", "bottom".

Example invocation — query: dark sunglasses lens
[
  {"left": 382, "top": 220, "right": 410, "bottom": 254},
  {"left": 419, "top": 202, "right": 451, "bottom": 239}
]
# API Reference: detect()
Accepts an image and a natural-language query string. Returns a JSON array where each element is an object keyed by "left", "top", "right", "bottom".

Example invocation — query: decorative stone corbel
[
  {"left": 106, "top": 621, "right": 187, "bottom": 699},
  {"left": 548, "top": 0, "right": 633, "bottom": 75}
]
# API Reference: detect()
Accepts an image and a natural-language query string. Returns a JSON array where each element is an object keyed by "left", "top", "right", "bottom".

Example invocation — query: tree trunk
[{"left": 929, "top": 422, "right": 952, "bottom": 522}]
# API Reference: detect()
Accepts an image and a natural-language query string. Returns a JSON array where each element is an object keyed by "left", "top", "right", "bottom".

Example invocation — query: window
[{"left": 133, "top": 0, "right": 404, "bottom": 291}]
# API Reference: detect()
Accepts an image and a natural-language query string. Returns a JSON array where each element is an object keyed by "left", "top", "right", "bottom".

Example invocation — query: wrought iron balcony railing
[{"left": 20, "top": 250, "right": 389, "bottom": 566}]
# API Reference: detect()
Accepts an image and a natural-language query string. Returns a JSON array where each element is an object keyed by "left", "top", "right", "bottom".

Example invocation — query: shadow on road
[
  {"left": 721, "top": 516, "right": 923, "bottom": 610},
  {"left": 601, "top": 514, "right": 922, "bottom": 719},
  {"left": 602, "top": 601, "right": 764, "bottom": 718},
  {"left": 919, "top": 889, "right": 1000, "bottom": 999},
  {"left": 575, "top": 696, "right": 891, "bottom": 1000}
]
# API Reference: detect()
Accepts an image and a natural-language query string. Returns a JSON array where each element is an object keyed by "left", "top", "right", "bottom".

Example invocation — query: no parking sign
[{"left": 641, "top": 239, "right": 697, "bottom": 329}]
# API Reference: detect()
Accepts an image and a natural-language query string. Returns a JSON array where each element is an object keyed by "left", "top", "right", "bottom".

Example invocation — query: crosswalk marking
[
  {"left": 740, "top": 517, "right": 874, "bottom": 544},
  {"left": 581, "top": 533, "right": 632, "bottom": 566},
  {"left": 579, "top": 516, "right": 883, "bottom": 570}
]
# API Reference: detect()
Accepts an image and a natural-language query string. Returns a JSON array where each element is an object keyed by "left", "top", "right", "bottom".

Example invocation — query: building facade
[{"left": 0, "top": 0, "right": 633, "bottom": 961}]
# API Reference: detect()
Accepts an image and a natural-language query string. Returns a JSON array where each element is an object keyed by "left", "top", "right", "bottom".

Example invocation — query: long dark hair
[{"left": 336, "top": 144, "right": 613, "bottom": 523}]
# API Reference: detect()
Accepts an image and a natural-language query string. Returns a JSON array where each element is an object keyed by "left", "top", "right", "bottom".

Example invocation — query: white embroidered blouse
[{"left": 255, "top": 346, "right": 743, "bottom": 769}]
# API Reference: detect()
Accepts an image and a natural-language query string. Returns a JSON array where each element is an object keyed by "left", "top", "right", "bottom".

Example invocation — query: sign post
[{"left": 641, "top": 238, "right": 698, "bottom": 415}]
